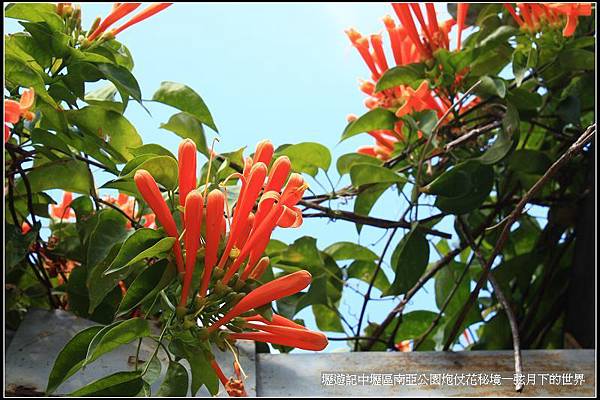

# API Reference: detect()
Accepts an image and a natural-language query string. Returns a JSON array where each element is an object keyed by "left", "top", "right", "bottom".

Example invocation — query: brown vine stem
[
  {"left": 298, "top": 199, "right": 452, "bottom": 239},
  {"left": 443, "top": 123, "right": 595, "bottom": 352},
  {"left": 457, "top": 217, "right": 523, "bottom": 392}
]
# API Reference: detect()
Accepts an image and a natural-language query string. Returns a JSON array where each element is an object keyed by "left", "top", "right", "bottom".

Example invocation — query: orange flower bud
[
  {"left": 133, "top": 169, "right": 184, "bottom": 273},
  {"left": 179, "top": 190, "right": 204, "bottom": 307},
  {"left": 111, "top": 3, "right": 173, "bottom": 36},
  {"left": 209, "top": 270, "right": 312, "bottom": 332},
  {"left": 88, "top": 3, "right": 141, "bottom": 41},
  {"left": 198, "top": 189, "right": 225, "bottom": 298},
  {"left": 178, "top": 139, "right": 197, "bottom": 207},
  {"left": 253, "top": 139, "right": 274, "bottom": 166}
]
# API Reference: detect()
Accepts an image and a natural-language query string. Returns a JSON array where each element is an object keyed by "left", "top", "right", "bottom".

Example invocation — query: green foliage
[{"left": 4, "top": 4, "right": 596, "bottom": 396}]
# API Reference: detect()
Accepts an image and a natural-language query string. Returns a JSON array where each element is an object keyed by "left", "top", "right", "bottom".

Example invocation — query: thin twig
[{"left": 457, "top": 217, "right": 523, "bottom": 392}]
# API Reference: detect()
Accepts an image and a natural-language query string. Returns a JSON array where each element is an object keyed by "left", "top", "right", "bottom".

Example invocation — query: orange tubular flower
[
  {"left": 245, "top": 256, "right": 270, "bottom": 281},
  {"left": 208, "top": 270, "right": 312, "bottom": 332},
  {"left": 456, "top": 3, "right": 469, "bottom": 50},
  {"left": 50, "top": 192, "right": 76, "bottom": 220},
  {"left": 4, "top": 87, "right": 35, "bottom": 142},
  {"left": 217, "top": 162, "right": 267, "bottom": 269},
  {"left": 111, "top": 3, "right": 173, "bottom": 36},
  {"left": 229, "top": 325, "right": 328, "bottom": 351},
  {"left": 234, "top": 314, "right": 328, "bottom": 352},
  {"left": 179, "top": 190, "right": 204, "bottom": 308},
  {"left": 134, "top": 169, "right": 184, "bottom": 273},
  {"left": 178, "top": 139, "right": 197, "bottom": 208},
  {"left": 198, "top": 189, "right": 226, "bottom": 298},
  {"left": 87, "top": 3, "right": 141, "bottom": 41}
]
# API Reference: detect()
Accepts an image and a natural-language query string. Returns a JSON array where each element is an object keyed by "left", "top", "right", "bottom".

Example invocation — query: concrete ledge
[
  {"left": 4, "top": 309, "right": 596, "bottom": 397},
  {"left": 257, "top": 350, "right": 595, "bottom": 396}
]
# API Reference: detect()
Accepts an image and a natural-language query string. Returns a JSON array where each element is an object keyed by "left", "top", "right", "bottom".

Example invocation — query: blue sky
[{"left": 6, "top": 3, "right": 471, "bottom": 351}]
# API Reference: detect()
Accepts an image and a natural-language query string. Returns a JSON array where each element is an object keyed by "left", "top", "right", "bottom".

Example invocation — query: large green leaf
[
  {"left": 152, "top": 81, "right": 217, "bottom": 132},
  {"left": 106, "top": 237, "right": 175, "bottom": 274},
  {"left": 84, "top": 318, "right": 151, "bottom": 366},
  {"left": 336, "top": 152, "right": 381, "bottom": 176},
  {"left": 16, "top": 158, "right": 93, "bottom": 195},
  {"left": 350, "top": 164, "right": 405, "bottom": 187},
  {"left": 341, "top": 108, "right": 397, "bottom": 141},
  {"left": 66, "top": 106, "right": 142, "bottom": 161},
  {"left": 347, "top": 260, "right": 390, "bottom": 293},
  {"left": 46, "top": 325, "right": 103, "bottom": 394},
  {"left": 85, "top": 209, "right": 129, "bottom": 270},
  {"left": 157, "top": 361, "right": 189, "bottom": 397},
  {"left": 375, "top": 63, "right": 427, "bottom": 92},
  {"left": 384, "top": 227, "right": 430, "bottom": 297},
  {"left": 323, "top": 242, "right": 378, "bottom": 262},
  {"left": 312, "top": 304, "right": 344, "bottom": 333},
  {"left": 116, "top": 260, "right": 177, "bottom": 317},
  {"left": 69, "top": 371, "right": 143, "bottom": 397},
  {"left": 106, "top": 228, "right": 164, "bottom": 273},
  {"left": 117, "top": 155, "right": 180, "bottom": 190},
  {"left": 428, "top": 161, "right": 495, "bottom": 215},
  {"left": 5, "top": 3, "right": 63, "bottom": 32},
  {"left": 276, "top": 142, "right": 331, "bottom": 177},
  {"left": 160, "top": 112, "right": 209, "bottom": 157}
]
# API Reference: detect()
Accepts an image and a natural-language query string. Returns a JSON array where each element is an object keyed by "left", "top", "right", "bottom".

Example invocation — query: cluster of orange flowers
[
  {"left": 134, "top": 139, "right": 327, "bottom": 396},
  {"left": 345, "top": 3, "right": 471, "bottom": 160},
  {"left": 504, "top": 3, "right": 592, "bottom": 37},
  {"left": 346, "top": 2, "right": 592, "bottom": 160}
]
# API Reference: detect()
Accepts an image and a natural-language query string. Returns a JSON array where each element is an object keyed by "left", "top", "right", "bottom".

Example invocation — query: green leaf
[
  {"left": 395, "top": 310, "right": 438, "bottom": 341},
  {"left": 5, "top": 54, "right": 55, "bottom": 106},
  {"left": 118, "top": 155, "right": 180, "bottom": 190},
  {"left": 116, "top": 260, "right": 176, "bottom": 317},
  {"left": 477, "top": 130, "right": 514, "bottom": 165},
  {"left": 276, "top": 142, "right": 331, "bottom": 177},
  {"left": 434, "top": 261, "right": 471, "bottom": 317},
  {"left": 341, "top": 108, "right": 397, "bottom": 141},
  {"left": 87, "top": 243, "right": 132, "bottom": 314},
  {"left": 160, "top": 112, "right": 209, "bottom": 157},
  {"left": 509, "top": 149, "right": 552, "bottom": 175},
  {"left": 384, "top": 227, "right": 430, "bottom": 297},
  {"left": 336, "top": 152, "right": 381, "bottom": 176},
  {"left": 66, "top": 106, "right": 142, "bottom": 162},
  {"left": 559, "top": 48, "right": 594, "bottom": 71},
  {"left": 347, "top": 260, "right": 390, "bottom": 293},
  {"left": 323, "top": 242, "right": 378, "bottom": 262},
  {"left": 85, "top": 318, "right": 151, "bottom": 366},
  {"left": 429, "top": 161, "right": 495, "bottom": 215},
  {"left": 46, "top": 326, "right": 103, "bottom": 394},
  {"left": 350, "top": 164, "right": 404, "bottom": 187},
  {"left": 16, "top": 158, "right": 93, "bottom": 195},
  {"left": 153, "top": 81, "right": 217, "bottom": 132},
  {"left": 172, "top": 341, "right": 219, "bottom": 396},
  {"left": 86, "top": 209, "right": 128, "bottom": 269},
  {"left": 107, "top": 237, "right": 175, "bottom": 274},
  {"left": 20, "top": 21, "right": 70, "bottom": 58},
  {"left": 506, "top": 88, "right": 542, "bottom": 111},
  {"left": 312, "top": 304, "right": 344, "bottom": 333},
  {"left": 5, "top": 3, "right": 63, "bottom": 32},
  {"left": 107, "top": 228, "right": 164, "bottom": 273},
  {"left": 129, "top": 144, "right": 176, "bottom": 159},
  {"left": 475, "top": 76, "right": 507, "bottom": 99},
  {"left": 157, "top": 361, "right": 189, "bottom": 397},
  {"left": 95, "top": 62, "right": 142, "bottom": 104},
  {"left": 375, "top": 63, "right": 427, "bottom": 92},
  {"left": 69, "top": 371, "right": 143, "bottom": 397},
  {"left": 354, "top": 182, "right": 390, "bottom": 217}
]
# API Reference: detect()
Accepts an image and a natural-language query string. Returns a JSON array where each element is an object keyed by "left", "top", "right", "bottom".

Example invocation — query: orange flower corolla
[
  {"left": 4, "top": 88, "right": 35, "bottom": 143},
  {"left": 87, "top": 3, "right": 172, "bottom": 41}
]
